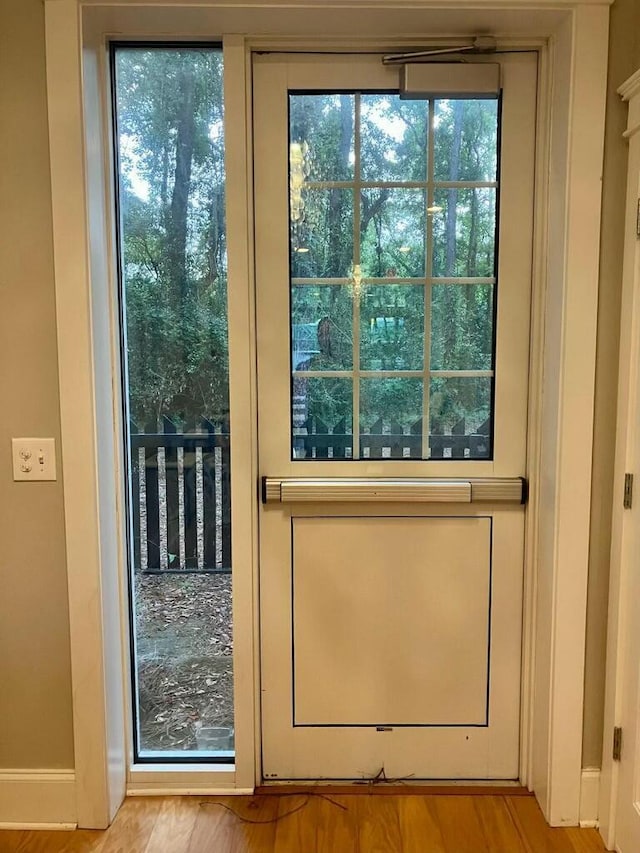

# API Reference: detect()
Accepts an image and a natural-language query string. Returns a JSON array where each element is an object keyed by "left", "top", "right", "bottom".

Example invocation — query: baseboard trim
[
  {"left": 127, "top": 784, "right": 254, "bottom": 796},
  {"left": 0, "top": 770, "right": 76, "bottom": 827},
  {"left": 579, "top": 767, "right": 600, "bottom": 828},
  {"left": 0, "top": 822, "right": 77, "bottom": 831}
]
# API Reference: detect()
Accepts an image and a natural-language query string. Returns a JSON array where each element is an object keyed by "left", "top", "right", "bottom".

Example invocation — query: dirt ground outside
[{"left": 134, "top": 572, "right": 234, "bottom": 753}]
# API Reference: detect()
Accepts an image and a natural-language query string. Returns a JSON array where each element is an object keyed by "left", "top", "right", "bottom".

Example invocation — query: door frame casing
[
  {"left": 598, "top": 67, "right": 640, "bottom": 851},
  {"left": 44, "top": 0, "right": 610, "bottom": 829}
]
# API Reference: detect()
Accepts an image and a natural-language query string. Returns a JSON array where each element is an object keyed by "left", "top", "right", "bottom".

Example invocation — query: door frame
[
  {"left": 44, "top": 0, "right": 610, "bottom": 829},
  {"left": 598, "top": 66, "right": 640, "bottom": 851}
]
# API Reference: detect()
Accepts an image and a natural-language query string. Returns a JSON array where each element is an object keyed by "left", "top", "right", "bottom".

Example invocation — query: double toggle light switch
[{"left": 11, "top": 438, "right": 57, "bottom": 481}]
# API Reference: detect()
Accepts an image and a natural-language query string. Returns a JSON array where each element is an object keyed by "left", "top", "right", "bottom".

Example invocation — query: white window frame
[{"left": 44, "top": 0, "right": 611, "bottom": 830}]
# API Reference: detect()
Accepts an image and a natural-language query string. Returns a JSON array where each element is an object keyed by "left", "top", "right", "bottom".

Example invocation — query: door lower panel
[
  {"left": 260, "top": 503, "right": 523, "bottom": 781},
  {"left": 292, "top": 516, "right": 491, "bottom": 727}
]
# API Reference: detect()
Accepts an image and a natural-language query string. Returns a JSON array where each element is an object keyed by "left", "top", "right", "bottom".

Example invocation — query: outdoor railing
[
  {"left": 130, "top": 415, "right": 490, "bottom": 573},
  {"left": 130, "top": 418, "right": 231, "bottom": 573},
  {"left": 297, "top": 416, "right": 492, "bottom": 460}
]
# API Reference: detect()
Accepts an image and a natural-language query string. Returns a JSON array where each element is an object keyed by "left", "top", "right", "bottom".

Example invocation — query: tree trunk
[
  {"left": 444, "top": 102, "right": 464, "bottom": 361},
  {"left": 360, "top": 188, "right": 390, "bottom": 272},
  {"left": 328, "top": 95, "right": 354, "bottom": 275},
  {"left": 445, "top": 101, "right": 464, "bottom": 276},
  {"left": 205, "top": 187, "right": 224, "bottom": 293},
  {"left": 467, "top": 190, "right": 478, "bottom": 277},
  {"left": 167, "top": 65, "right": 196, "bottom": 303}
]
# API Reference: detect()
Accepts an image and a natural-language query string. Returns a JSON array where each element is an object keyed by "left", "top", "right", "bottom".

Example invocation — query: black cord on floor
[
  {"left": 353, "top": 765, "right": 416, "bottom": 788},
  {"left": 199, "top": 792, "right": 347, "bottom": 825}
]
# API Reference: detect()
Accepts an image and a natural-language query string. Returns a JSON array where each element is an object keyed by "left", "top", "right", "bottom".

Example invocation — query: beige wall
[
  {"left": 0, "top": 0, "right": 74, "bottom": 768},
  {"left": 0, "top": 0, "right": 636, "bottom": 776},
  {"left": 583, "top": 0, "right": 640, "bottom": 768}
]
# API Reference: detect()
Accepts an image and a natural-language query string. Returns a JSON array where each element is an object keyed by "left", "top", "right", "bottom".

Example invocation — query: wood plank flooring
[{"left": 0, "top": 794, "right": 610, "bottom": 852}]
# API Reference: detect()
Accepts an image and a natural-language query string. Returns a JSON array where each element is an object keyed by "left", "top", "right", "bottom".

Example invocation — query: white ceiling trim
[{"left": 73, "top": 0, "right": 614, "bottom": 8}]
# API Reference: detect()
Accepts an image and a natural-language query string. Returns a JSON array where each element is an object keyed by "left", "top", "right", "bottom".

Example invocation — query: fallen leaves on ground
[{"left": 135, "top": 573, "right": 234, "bottom": 751}]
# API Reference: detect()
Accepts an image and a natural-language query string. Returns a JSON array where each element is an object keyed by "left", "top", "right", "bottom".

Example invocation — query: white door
[
  {"left": 254, "top": 53, "right": 537, "bottom": 781},
  {"left": 615, "top": 484, "right": 640, "bottom": 853},
  {"left": 611, "top": 74, "right": 640, "bottom": 853}
]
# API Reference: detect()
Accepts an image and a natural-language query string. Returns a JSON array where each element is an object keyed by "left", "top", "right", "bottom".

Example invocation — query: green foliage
[
  {"left": 360, "top": 378, "right": 423, "bottom": 431},
  {"left": 306, "top": 377, "right": 353, "bottom": 432},
  {"left": 289, "top": 93, "right": 498, "bottom": 445},
  {"left": 360, "top": 285, "right": 424, "bottom": 371},
  {"left": 115, "top": 54, "right": 497, "bottom": 446},
  {"left": 115, "top": 48, "right": 229, "bottom": 427}
]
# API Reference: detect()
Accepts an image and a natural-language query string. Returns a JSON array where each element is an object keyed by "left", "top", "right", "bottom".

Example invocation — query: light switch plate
[{"left": 12, "top": 438, "right": 57, "bottom": 481}]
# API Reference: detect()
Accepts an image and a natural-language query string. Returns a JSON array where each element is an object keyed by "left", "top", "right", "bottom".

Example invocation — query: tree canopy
[
  {"left": 115, "top": 49, "right": 498, "bottom": 456},
  {"left": 115, "top": 47, "right": 228, "bottom": 428},
  {"left": 290, "top": 92, "right": 497, "bottom": 451}
]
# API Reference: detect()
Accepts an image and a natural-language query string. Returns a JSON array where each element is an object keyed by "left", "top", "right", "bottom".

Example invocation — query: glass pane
[
  {"left": 360, "top": 95, "right": 428, "bottom": 182},
  {"left": 291, "top": 188, "right": 354, "bottom": 278},
  {"left": 434, "top": 99, "right": 498, "bottom": 182},
  {"left": 360, "top": 378, "right": 423, "bottom": 459},
  {"left": 292, "top": 285, "right": 353, "bottom": 371},
  {"left": 115, "top": 47, "right": 233, "bottom": 759},
  {"left": 360, "top": 284, "right": 424, "bottom": 370},
  {"left": 429, "top": 377, "right": 491, "bottom": 459},
  {"left": 361, "top": 188, "right": 426, "bottom": 278},
  {"left": 289, "top": 92, "right": 500, "bottom": 461},
  {"left": 293, "top": 378, "right": 353, "bottom": 459},
  {"left": 289, "top": 94, "right": 355, "bottom": 181},
  {"left": 431, "top": 188, "right": 496, "bottom": 278},
  {"left": 431, "top": 284, "right": 493, "bottom": 370}
]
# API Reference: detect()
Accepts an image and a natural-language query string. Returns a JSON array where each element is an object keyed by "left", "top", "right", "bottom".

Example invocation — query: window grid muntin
[
  {"left": 352, "top": 92, "right": 362, "bottom": 459},
  {"left": 422, "top": 98, "right": 435, "bottom": 457}
]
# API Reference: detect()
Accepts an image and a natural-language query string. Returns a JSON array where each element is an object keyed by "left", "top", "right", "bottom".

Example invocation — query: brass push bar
[{"left": 261, "top": 477, "right": 526, "bottom": 505}]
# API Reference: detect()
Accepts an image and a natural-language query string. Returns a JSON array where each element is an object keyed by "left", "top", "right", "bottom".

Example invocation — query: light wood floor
[{"left": 0, "top": 793, "right": 610, "bottom": 852}]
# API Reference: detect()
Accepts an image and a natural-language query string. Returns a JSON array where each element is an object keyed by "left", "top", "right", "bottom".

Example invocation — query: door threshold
[{"left": 256, "top": 781, "right": 531, "bottom": 796}]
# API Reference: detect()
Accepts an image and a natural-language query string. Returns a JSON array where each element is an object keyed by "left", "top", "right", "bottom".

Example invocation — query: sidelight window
[{"left": 113, "top": 45, "right": 233, "bottom": 762}]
